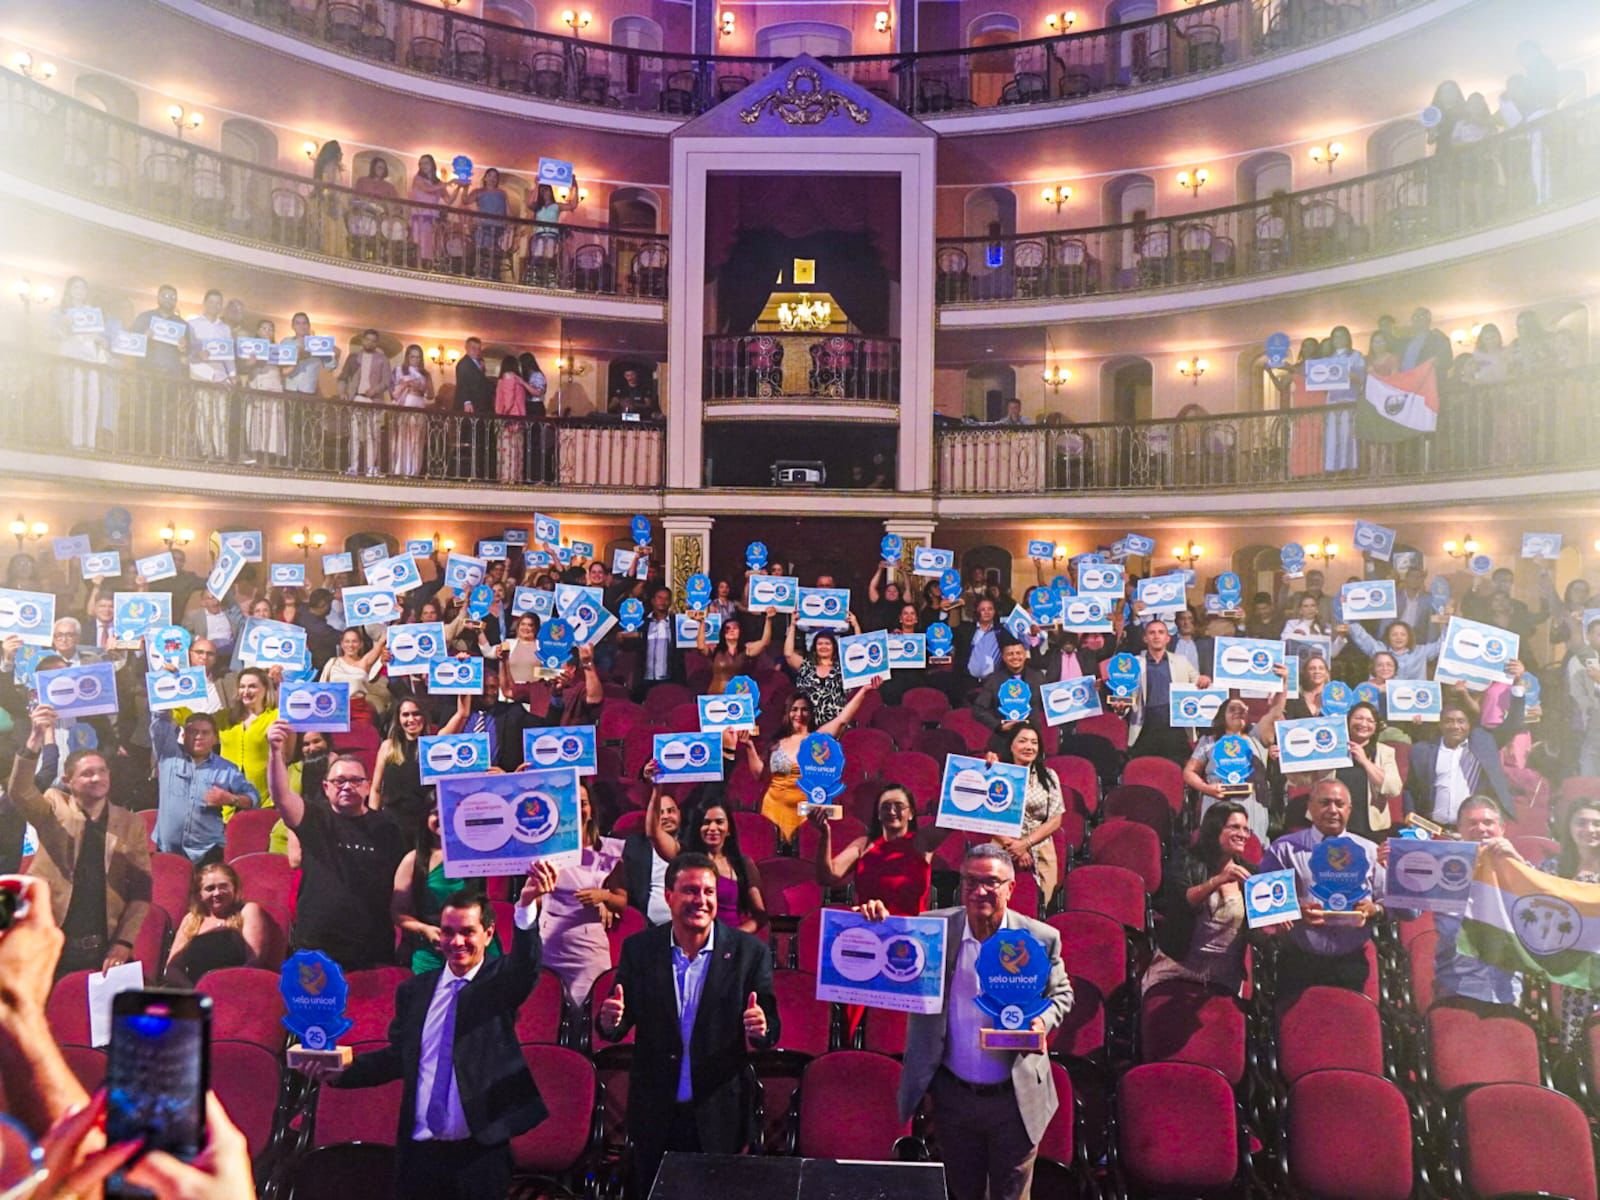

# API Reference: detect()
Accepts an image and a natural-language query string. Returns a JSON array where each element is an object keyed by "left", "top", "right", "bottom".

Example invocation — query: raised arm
[
  {"left": 743, "top": 611, "right": 774, "bottom": 659},
  {"left": 265, "top": 719, "right": 306, "bottom": 827},
  {"left": 438, "top": 693, "right": 470, "bottom": 737},
  {"left": 813, "top": 814, "right": 868, "bottom": 887},
  {"left": 818, "top": 678, "right": 876, "bottom": 737},
  {"left": 645, "top": 779, "right": 679, "bottom": 862},
  {"left": 783, "top": 618, "right": 804, "bottom": 670}
]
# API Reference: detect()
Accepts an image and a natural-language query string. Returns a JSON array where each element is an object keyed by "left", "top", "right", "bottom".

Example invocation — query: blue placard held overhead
[
  {"left": 1277, "top": 715, "right": 1352, "bottom": 773},
  {"left": 1212, "top": 637, "right": 1286, "bottom": 693},
  {"left": 797, "top": 588, "right": 851, "bottom": 630},
  {"left": 912, "top": 547, "right": 954, "bottom": 578},
  {"left": 1352, "top": 520, "right": 1396, "bottom": 561},
  {"left": 745, "top": 541, "right": 768, "bottom": 570},
  {"left": 81, "top": 550, "right": 122, "bottom": 579},
  {"left": 113, "top": 592, "right": 171, "bottom": 642},
  {"left": 1171, "top": 687, "right": 1228, "bottom": 728},
  {"left": 684, "top": 573, "right": 712, "bottom": 611},
  {"left": 630, "top": 515, "right": 652, "bottom": 546},
  {"left": 796, "top": 731, "right": 847, "bottom": 808},
  {"left": 511, "top": 587, "right": 553, "bottom": 618},
  {"left": 34, "top": 662, "right": 119, "bottom": 718},
  {"left": 879, "top": 534, "right": 902, "bottom": 563},
  {"left": 533, "top": 513, "right": 560, "bottom": 544},
  {"left": 428, "top": 656, "right": 485, "bottom": 695},
  {"left": 925, "top": 621, "right": 954, "bottom": 662},
  {"left": 747, "top": 575, "right": 798, "bottom": 613},
  {"left": 279, "top": 681, "right": 352, "bottom": 732},
  {"left": 1280, "top": 543, "right": 1305, "bottom": 578},
  {"left": 136, "top": 551, "right": 177, "bottom": 583},
  {"left": 418, "top": 733, "right": 493, "bottom": 783},
  {"left": 1216, "top": 572, "right": 1243, "bottom": 610},
  {"left": 1040, "top": 677, "right": 1101, "bottom": 727},
  {"left": 698, "top": 692, "right": 758, "bottom": 733},
  {"left": 1106, "top": 653, "right": 1141, "bottom": 701},
  {"left": 437, "top": 768, "right": 583, "bottom": 877},
  {"left": 1026, "top": 539, "right": 1056, "bottom": 561},
  {"left": 1027, "top": 587, "right": 1060, "bottom": 624},
  {"left": 1060, "top": 595, "right": 1113, "bottom": 633},
  {"left": 321, "top": 551, "right": 354, "bottom": 576},
  {"left": 443, "top": 552, "right": 487, "bottom": 592},
  {"left": 1265, "top": 332, "right": 1292, "bottom": 368},
  {"left": 653, "top": 732, "right": 724, "bottom": 783},
  {"left": 270, "top": 563, "right": 306, "bottom": 588},
  {"left": 387, "top": 622, "right": 448, "bottom": 676},
  {"left": 537, "top": 618, "right": 575, "bottom": 670},
  {"left": 145, "top": 667, "right": 212, "bottom": 713},
  {"left": 838, "top": 629, "right": 889, "bottom": 690},
  {"left": 523, "top": 726, "right": 598, "bottom": 777}
]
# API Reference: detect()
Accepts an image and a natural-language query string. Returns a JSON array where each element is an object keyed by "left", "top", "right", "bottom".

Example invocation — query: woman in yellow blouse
[{"left": 219, "top": 667, "right": 284, "bottom": 817}]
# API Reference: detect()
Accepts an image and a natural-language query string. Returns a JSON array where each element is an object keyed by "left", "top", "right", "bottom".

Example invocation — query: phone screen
[{"left": 105, "top": 991, "right": 211, "bottom": 1192}]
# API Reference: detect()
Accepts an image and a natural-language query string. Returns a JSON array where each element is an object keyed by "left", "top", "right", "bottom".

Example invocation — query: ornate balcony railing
[
  {"left": 198, "top": 0, "right": 1419, "bottom": 117},
  {"left": 0, "top": 71, "right": 668, "bottom": 302},
  {"left": 703, "top": 334, "right": 901, "bottom": 404},
  {"left": 936, "top": 98, "right": 1600, "bottom": 306},
  {"left": 937, "top": 367, "right": 1599, "bottom": 494},
  {"left": 2, "top": 356, "right": 665, "bottom": 490}
]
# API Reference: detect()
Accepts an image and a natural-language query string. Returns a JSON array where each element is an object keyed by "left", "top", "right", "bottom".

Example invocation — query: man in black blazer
[
  {"left": 950, "top": 596, "right": 1002, "bottom": 702},
  {"left": 453, "top": 337, "right": 494, "bottom": 478},
  {"left": 598, "top": 852, "right": 780, "bottom": 1195},
  {"left": 323, "top": 865, "right": 558, "bottom": 1200},
  {"left": 1403, "top": 674, "right": 1527, "bottom": 824},
  {"left": 972, "top": 633, "right": 1047, "bottom": 734}
]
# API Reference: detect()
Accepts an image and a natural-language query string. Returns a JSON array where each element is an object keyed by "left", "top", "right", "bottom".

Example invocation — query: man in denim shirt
[{"left": 151, "top": 711, "right": 258, "bottom": 862}]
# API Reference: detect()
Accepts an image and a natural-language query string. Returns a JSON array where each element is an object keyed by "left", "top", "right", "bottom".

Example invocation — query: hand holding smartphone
[{"left": 104, "top": 990, "right": 211, "bottom": 1200}]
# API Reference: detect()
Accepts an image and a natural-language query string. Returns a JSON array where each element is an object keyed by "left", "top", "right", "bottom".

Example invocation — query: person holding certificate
[
  {"left": 1183, "top": 690, "right": 1282, "bottom": 837},
  {"left": 1145, "top": 802, "right": 1256, "bottom": 995},
  {"left": 870, "top": 843, "right": 1071, "bottom": 1200}
]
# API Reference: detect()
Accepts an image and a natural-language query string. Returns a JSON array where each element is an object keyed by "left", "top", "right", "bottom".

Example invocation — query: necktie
[
  {"left": 100, "top": 623, "right": 112, "bottom": 649},
  {"left": 1460, "top": 746, "right": 1482, "bottom": 794},
  {"left": 424, "top": 975, "right": 465, "bottom": 1135}
]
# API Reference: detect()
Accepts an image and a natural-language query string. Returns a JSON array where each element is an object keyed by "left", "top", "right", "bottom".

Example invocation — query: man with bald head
[{"left": 1260, "top": 778, "right": 1387, "bottom": 999}]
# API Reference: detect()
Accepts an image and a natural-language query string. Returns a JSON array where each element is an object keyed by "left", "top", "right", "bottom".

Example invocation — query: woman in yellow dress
[{"left": 744, "top": 678, "right": 876, "bottom": 843}]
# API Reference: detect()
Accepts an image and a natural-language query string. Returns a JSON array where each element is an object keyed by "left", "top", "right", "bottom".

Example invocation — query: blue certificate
[
  {"left": 1026, "top": 540, "right": 1055, "bottom": 561},
  {"left": 555, "top": 584, "right": 605, "bottom": 616},
  {"left": 280, "top": 682, "right": 351, "bottom": 732},
  {"left": 477, "top": 540, "right": 508, "bottom": 562},
  {"left": 839, "top": 629, "right": 889, "bottom": 691},
  {"left": 405, "top": 538, "right": 435, "bottom": 557},
  {"left": 1001, "top": 605, "right": 1036, "bottom": 642},
  {"left": 815, "top": 909, "right": 948, "bottom": 1015},
  {"left": 236, "top": 337, "right": 270, "bottom": 361},
  {"left": 1040, "top": 678, "right": 1101, "bottom": 727},
  {"left": 1276, "top": 716, "right": 1351, "bottom": 773},
  {"left": 653, "top": 732, "right": 724, "bottom": 783},
  {"left": 674, "top": 612, "right": 721, "bottom": 649},
  {"left": 321, "top": 551, "right": 354, "bottom": 576},
  {"left": 887, "top": 632, "right": 926, "bottom": 669},
  {"left": 571, "top": 540, "right": 595, "bottom": 558},
  {"left": 504, "top": 528, "right": 528, "bottom": 547},
  {"left": 533, "top": 512, "right": 561, "bottom": 544},
  {"left": 1243, "top": 870, "right": 1301, "bottom": 929},
  {"left": 1352, "top": 519, "right": 1396, "bottom": 561},
  {"left": 113, "top": 593, "right": 171, "bottom": 643},
  {"left": 148, "top": 315, "right": 185, "bottom": 346},
  {"left": 206, "top": 546, "right": 246, "bottom": 601},
  {"left": 220, "top": 531, "right": 263, "bottom": 562},
  {"left": 342, "top": 585, "right": 402, "bottom": 624},
  {"left": 237, "top": 618, "right": 305, "bottom": 670},
  {"left": 81, "top": 550, "right": 122, "bottom": 579},
  {"left": 438, "top": 768, "right": 582, "bottom": 876},
  {"left": 111, "top": 330, "right": 148, "bottom": 357},
  {"left": 1212, "top": 637, "right": 1286, "bottom": 693},
  {"left": 936, "top": 754, "right": 1029, "bottom": 837},
  {"left": 146, "top": 667, "right": 212, "bottom": 713},
  {"left": 1436, "top": 616, "right": 1518, "bottom": 687},
  {"left": 1385, "top": 679, "right": 1442, "bottom": 720},
  {"left": 523, "top": 726, "right": 598, "bottom": 777},
  {"left": 1077, "top": 563, "right": 1124, "bottom": 598},
  {"left": 1171, "top": 686, "right": 1228, "bottom": 728},
  {"left": 699, "top": 692, "right": 757, "bottom": 733},
  {"left": 912, "top": 547, "right": 954, "bottom": 578},
  {"left": 270, "top": 563, "right": 306, "bottom": 588},
  {"left": 365, "top": 553, "right": 423, "bottom": 594},
  {"left": 747, "top": 575, "right": 799, "bottom": 613},
  {"left": 52, "top": 534, "right": 91, "bottom": 561},
  {"left": 34, "top": 662, "right": 118, "bottom": 718},
  {"left": 305, "top": 335, "right": 338, "bottom": 359},
  {"left": 797, "top": 587, "right": 851, "bottom": 630},
  {"left": 1340, "top": 580, "right": 1397, "bottom": 621},
  {"left": 145, "top": 626, "right": 191, "bottom": 672},
  {"left": 511, "top": 587, "right": 554, "bottom": 619},
  {"left": 1385, "top": 840, "right": 1478, "bottom": 914},
  {"left": 1521, "top": 532, "right": 1562, "bottom": 560},
  {"left": 387, "top": 622, "right": 448, "bottom": 676},
  {"left": 429, "top": 656, "right": 485, "bottom": 695},
  {"left": 611, "top": 548, "right": 648, "bottom": 579},
  {"left": 1060, "top": 595, "right": 1113, "bottom": 633},
  {"left": 1136, "top": 573, "right": 1187, "bottom": 615},
  {"left": 359, "top": 543, "right": 388, "bottom": 569},
  {"left": 418, "top": 733, "right": 493, "bottom": 783},
  {"left": 1122, "top": 533, "right": 1156, "bottom": 557},
  {"left": 136, "top": 552, "right": 177, "bottom": 583}
]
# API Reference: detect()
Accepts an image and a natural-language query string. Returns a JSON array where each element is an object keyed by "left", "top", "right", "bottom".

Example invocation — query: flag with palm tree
[{"left": 1457, "top": 851, "right": 1600, "bottom": 989}]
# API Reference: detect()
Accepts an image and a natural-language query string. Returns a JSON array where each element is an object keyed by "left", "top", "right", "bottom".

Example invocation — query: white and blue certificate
[
  {"left": 936, "top": 754, "right": 1029, "bottom": 838},
  {"left": 438, "top": 768, "right": 582, "bottom": 876},
  {"left": 816, "top": 909, "right": 948, "bottom": 1014}
]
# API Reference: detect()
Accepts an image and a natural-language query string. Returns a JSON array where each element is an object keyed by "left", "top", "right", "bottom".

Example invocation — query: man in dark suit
[
  {"left": 598, "top": 851, "right": 779, "bottom": 1195},
  {"left": 972, "top": 633, "right": 1047, "bottom": 734},
  {"left": 950, "top": 596, "right": 1001, "bottom": 702},
  {"left": 1403, "top": 671, "right": 1528, "bottom": 824},
  {"left": 453, "top": 337, "right": 494, "bottom": 478},
  {"left": 322, "top": 866, "right": 558, "bottom": 1200}
]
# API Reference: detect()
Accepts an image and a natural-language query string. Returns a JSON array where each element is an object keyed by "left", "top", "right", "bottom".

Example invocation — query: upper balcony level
[
  {"left": 0, "top": 69, "right": 667, "bottom": 320},
  {"left": 935, "top": 97, "right": 1600, "bottom": 320},
  {"left": 167, "top": 0, "right": 1435, "bottom": 129}
]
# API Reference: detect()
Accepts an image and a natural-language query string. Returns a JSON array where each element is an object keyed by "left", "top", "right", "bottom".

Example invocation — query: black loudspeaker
[{"left": 650, "top": 1153, "right": 946, "bottom": 1200}]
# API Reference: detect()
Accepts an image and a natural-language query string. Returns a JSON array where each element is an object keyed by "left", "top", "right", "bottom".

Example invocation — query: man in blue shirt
[
  {"left": 1432, "top": 796, "right": 1524, "bottom": 1005},
  {"left": 150, "top": 712, "right": 258, "bottom": 862}
]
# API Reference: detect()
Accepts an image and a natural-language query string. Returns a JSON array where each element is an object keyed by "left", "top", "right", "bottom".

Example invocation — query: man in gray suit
[{"left": 860, "top": 843, "right": 1072, "bottom": 1200}]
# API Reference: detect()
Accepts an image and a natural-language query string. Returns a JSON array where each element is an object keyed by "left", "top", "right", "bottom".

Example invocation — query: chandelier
[{"left": 777, "top": 299, "right": 833, "bottom": 332}]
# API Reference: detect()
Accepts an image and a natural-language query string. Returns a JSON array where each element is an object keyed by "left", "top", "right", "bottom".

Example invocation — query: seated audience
[
  {"left": 1403, "top": 675, "right": 1526, "bottom": 824},
  {"left": 813, "top": 783, "right": 942, "bottom": 913},
  {"left": 1146, "top": 802, "right": 1254, "bottom": 995},
  {"left": 165, "top": 860, "right": 273, "bottom": 984},
  {"left": 647, "top": 784, "right": 766, "bottom": 932}
]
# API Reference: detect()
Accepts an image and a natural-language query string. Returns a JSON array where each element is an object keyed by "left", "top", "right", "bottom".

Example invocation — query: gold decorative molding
[
  {"left": 669, "top": 533, "right": 704, "bottom": 611},
  {"left": 738, "top": 67, "right": 870, "bottom": 127}
]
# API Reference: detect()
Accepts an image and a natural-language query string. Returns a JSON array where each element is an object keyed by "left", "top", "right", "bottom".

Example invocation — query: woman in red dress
[{"left": 812, "top": 783, "right": 944, "bottom": 914}]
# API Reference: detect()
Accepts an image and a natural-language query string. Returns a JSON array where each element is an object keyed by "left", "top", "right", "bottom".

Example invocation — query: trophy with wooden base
[
  {"left": 281, "top": 950, "right": 354, "bottom": 1071},
  {"left": 1308, "top": 836, "right": 1373, "bottom": 923},
  {"left": 975, "top": 929, "right": 1051, "bottom": 1053},
  {"left": 1212, "top": 735, "right": 1255, "bottom": 799}
]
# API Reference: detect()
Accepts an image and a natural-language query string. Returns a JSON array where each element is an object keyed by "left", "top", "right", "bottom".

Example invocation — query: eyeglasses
[
  {"left": 878, "top": 802, "right": 911, "bottom": 813},
  {"left": 327, "top": 776, "right": 368, "bottom": 789},
  {"left": 960, "top": 874, "right": 1012, "bottom": 893}
]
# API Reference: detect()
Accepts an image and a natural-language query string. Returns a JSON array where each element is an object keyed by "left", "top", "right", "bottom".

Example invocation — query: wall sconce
[
  {"left": 552, "top": 184, "right": 589, "bottom": 204},
  {"left": 302, "top": 140, "right": 319, "bottom": 162},
  {"left": 1040, "top": 184, "right": 1072, "bottom": 214},
  {"left": 561, "top": 9, "right": 592, "bottom": 31},
  {"left": 1041, "top": 365, "right": 1071, "bottom": 392},
  {"left": 874, "top": 10, "right": 890, "bottom": 33},
  {"left": 290, "top": 527, "right": 329, "bottom": 556},
  {"left": 1449, "top": 323, "right": 1484, "bottom": 348},
  {"left": 1175, "top": 167, "right": 1210, "bottom": 199},
  {"left": 8, "top": 515, "right": 48, "bottom": 551},
  {"left": 1442, "top": 534, "right": 1480, "bottom": 561},
  {"left": 720, "top": 10, "right": 735, "bottom": 37},
  {"left": 167, "top": 104, "right": 203, "bottom": 138},
  {"left": 1176, "top": 355, "right": 1209, "bottom": 384},
  {"left": 1045, "top": 11, "right": 1076, "bottom": 30},
  {"left": 560, "top": 354, "right": 588, "bottom": 378},
  {"left": 1308, "top": 141, "right": 1343, "bottom": 174},
  {"left": 159, "top": 523, "right": 195, "bottom": 550},
  {"left": 1173, "top": 540, "right": 1203, "bottom": 567},
  {"left": 1305, "top": 536, "right": 1338, "bottom": 564},
  {"left": 13, "top": 279, "right": 54, "bottom": 308},
  {"left": 426, "top": 345, "right": 462, "bottom": 367},
  {"left": 433, "top": 532, "right": 457, "bottom": 553},
  {"left": 11, "top": 51, "right": 55, "bottom": 82}
]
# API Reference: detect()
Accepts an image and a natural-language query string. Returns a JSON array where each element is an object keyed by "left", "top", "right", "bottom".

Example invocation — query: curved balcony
[
  {"left": 935, "top": 99, "right": 1600, "bottom": 312},
  {"left": 703, "top": 334, "right": 901, "bottom": 414},
  {"left": 3, "top": 356, "right": 664, "bottom": 492},
  {"left": 185, "top": 0, "right": 1420, "bottom": 120},
  {"left": 937, "top": 367, "right": 1598, "bottom": 497},
  {"left": 0, "top": 71, "right": 668, "bottom": 312}
]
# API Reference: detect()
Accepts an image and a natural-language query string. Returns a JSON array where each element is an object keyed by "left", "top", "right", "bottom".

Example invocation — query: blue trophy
[
  {"left": 974, "top": 929, "right": 1053, "bottom": 1051},
  {"left": 1106, "top": 653, "right": 1142, "bottom": 706},
  {"left": 617, "top": 597, "right": 645, "bottom": 633},
  {"left": 1281, "top": 543, "right": 1305, "bottom": 577},
  {"left": 926, "top": 621, "right": 954, "bottom": 663},
  {"left": 796, "top": 731, "right": 846, "bottom": 819},
  {"left": 880, "top": 533, "right": 902, "bottom": 564},
  {"left": 281, "top": 950, "right": 353, "bottom": 1069},
  {"left": 1321, "top": 680, "right": 1355, "bottom": 716},
  {"left": 746, "top": 541, "right": 768, "bottom": 570},
  {"left": 939, "top": 568, "right": 962, "bottom": 603},
  {"left": 1211, "top": 734, "right": 1255, "bottom": 798},
  {"left": 996, "top": 678, "right": 1032, "bottom": 723},
  {"left": 537, "top": 618, "right": 574, "bottom": 670},
  {"left": 1309, "top": 836, "right": 1372, "bottom": 917},
  {"left": 685, "top": 573, "right": 712, "bottom": 611},
  {"left": 1216, "top": 572, "right": 1243, "bottom": 612},
  {"left": 630, "top": 515, "right": 652, "bottom": 547},
  {"left": 1027, "top": 586, "right": 1061, "bottom": 625}
]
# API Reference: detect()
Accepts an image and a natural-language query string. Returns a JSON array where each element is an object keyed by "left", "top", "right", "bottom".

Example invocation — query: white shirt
[
  {"left": 412, "top": 901, "right": 536, "bottom": 1141},
  {"left": 942, "top": 921, "right": 1014, "bottom": 1085},
  {"left": 1432, "top": 741, "right": 1473, "bottom": 823},
  {"left": 647, "top": 851, "right": 672, "bottom": 925},
  {"left": 645, "top": 617, "right": 671, "bottom": 680},
  {"left": 204, "top": 610, "right": 233, "bottom": 642},
  {"left": 186, "top": 315, "right": 233, "bottom": 381}
]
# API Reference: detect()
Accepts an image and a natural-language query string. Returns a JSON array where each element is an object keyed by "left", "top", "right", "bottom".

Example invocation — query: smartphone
[{"left": 104, "top": 990, "right": 212, "bottom": 1199}]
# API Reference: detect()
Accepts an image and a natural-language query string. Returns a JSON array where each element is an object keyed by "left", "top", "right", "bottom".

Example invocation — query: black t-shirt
[
  {"left": 61, "top": 809, "right": 109, "bottom": 944},
  {"left": 291, "top": 800, "right": 405, "bottom": 970}
]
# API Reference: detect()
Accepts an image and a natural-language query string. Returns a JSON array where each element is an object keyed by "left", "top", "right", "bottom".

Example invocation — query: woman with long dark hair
[
  {"left": 371, "top": 694, "right": 468, "bottom": 844},
  {"left": 647, "top": 785, "right": 766, "bottom": 932},
  {"left": 1541, "top": 801, "right": 1600, "bottom": 1047},
  {"left": 391, "top": 800, "right": 504, "bottom": 974},
  {"left": 813, "top": 783, "right": 943, "bottom": 914},
  {"left": 697, "top": 608, "right": 772, "bottom": 694},
  {"left": 984, "top": 723, "right": 1066, "bottom": 905},
  {"left": 1144, "top": 801, "right": 1254, "bottom": 995},
  {"left": 746, "top": 683, "right": 874, "bottom": 842}
]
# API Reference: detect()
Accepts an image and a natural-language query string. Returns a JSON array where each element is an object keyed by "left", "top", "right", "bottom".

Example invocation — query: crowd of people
[{"left": 3, "top": 517, "right": 1600, "bottom": 1200}]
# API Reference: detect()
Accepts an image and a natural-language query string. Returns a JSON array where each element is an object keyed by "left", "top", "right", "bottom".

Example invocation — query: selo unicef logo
[
  {"left": 425, "top": 740, "right": 481, "bottom": 775},
  {"left": 528, "top": 731, "right": 587, "bottom": 767},
  {"left": 0, "top": 595, "right": 45, "bottom": 630},
  {"left": 842, "top": 638, "right": 884, "bottom": 674},
  {"left": 46, "top": 672, "right": 104, "bottom": 706},
  {"left": 150, "top": 672, "right": 203, "bottom": 703},
  {"left": 658, "top": 737, "right": 712, "bottom": 772}
]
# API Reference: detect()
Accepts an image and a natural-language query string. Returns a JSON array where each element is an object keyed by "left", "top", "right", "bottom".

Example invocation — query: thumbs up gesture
[
  {"left": 742, "top": 990, "right": 768, "bottom": 1043},
  {"left": 600, "top": 983, "right": 626, "bottom": 1035}
]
